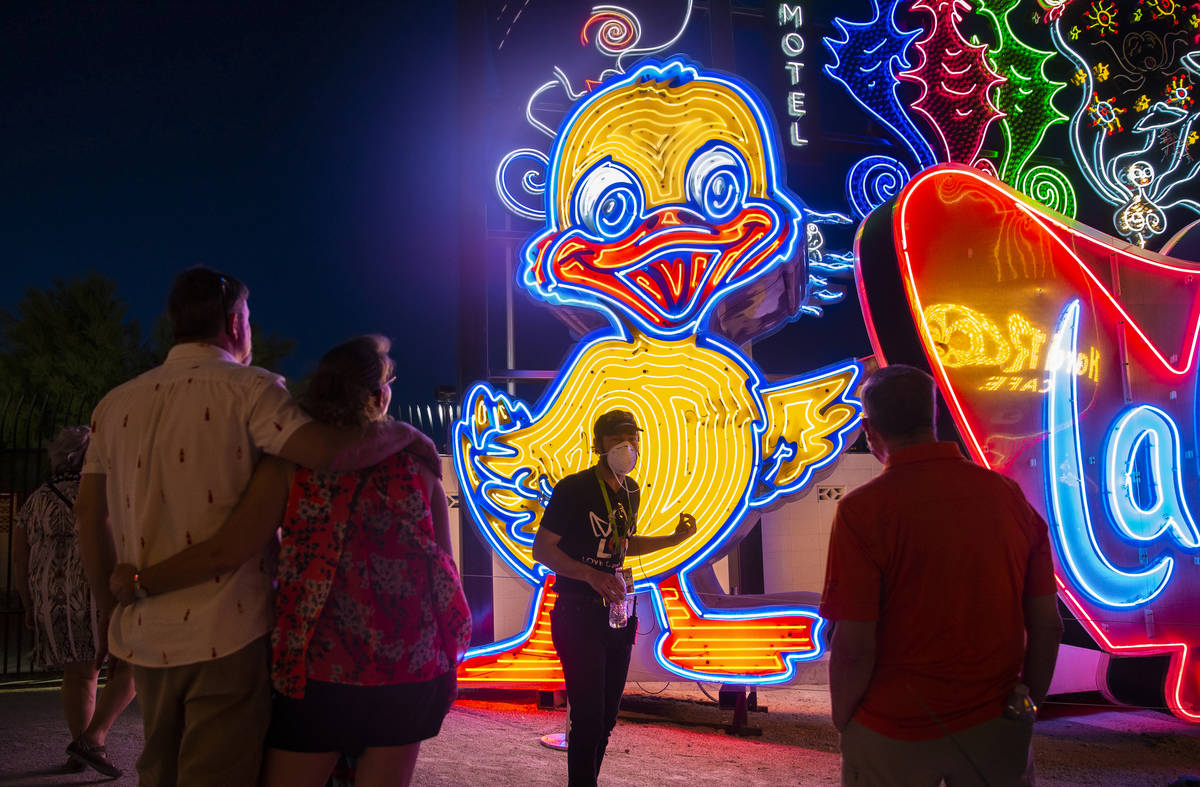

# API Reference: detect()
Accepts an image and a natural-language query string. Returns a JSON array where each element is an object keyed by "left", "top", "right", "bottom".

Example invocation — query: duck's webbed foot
[
  {"left": 649, "top": 575, "right": 823, "bottom": 683},
  {"left": 456, "top": 575, "right": 564, "bottom": 689}
]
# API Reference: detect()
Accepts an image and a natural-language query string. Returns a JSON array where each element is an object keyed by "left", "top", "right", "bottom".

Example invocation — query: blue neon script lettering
[
  {"left": 1104, "top": 406, "right": 1200, "bottom": 548},
  {"left": 1044, "top": 300, "right": 1173, "bottom": 608}
]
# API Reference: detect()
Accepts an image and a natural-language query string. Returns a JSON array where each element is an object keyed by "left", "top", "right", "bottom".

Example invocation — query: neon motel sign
[{"left": 777, "top": 3, "right": 809, "bottom": 147}]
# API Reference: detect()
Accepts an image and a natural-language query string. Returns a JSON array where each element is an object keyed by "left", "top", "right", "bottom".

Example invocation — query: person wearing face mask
[{"left": 532, "top": 409, "right": 698, "bottom": 787}]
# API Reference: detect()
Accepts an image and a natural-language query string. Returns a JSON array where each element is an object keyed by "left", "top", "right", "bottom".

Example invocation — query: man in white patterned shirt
[{"left": 76, "top": 266, "right": 436, "bottom": 786}]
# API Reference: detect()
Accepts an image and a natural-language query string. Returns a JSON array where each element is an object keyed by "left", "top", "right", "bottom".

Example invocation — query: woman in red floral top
[{"left": 110, "top": 335, "right": 471, "bottom": 787}]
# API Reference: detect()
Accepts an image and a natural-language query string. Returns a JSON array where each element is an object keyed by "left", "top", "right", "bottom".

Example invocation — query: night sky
[{"left": 4, "top": 3, "right": 461, "bottom": 403}]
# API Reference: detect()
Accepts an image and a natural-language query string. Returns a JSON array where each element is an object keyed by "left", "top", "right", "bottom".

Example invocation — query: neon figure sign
[
  {"left": 458, "top": 46, "right": 864, "bottom": 687},
  {"left": 1049, "top": 4, "right": 1200, "bottom": 247},
  {"left": 856, "top": 164, "right": 1200, "bottom": 721}
]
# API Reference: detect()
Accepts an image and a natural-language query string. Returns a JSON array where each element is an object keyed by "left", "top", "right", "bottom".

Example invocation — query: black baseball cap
[{"left": 593, "top": 409, "right": 643, "bottom": 441}]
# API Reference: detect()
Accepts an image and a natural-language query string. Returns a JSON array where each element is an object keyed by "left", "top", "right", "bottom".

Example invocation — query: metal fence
[
  {"left": 0, "top": 395, "right": 460, "bottom": 680},
  {"left": 399, "top": 401, "right": 460, "bottom": 454},
  {"left": 0, "top": 393, "right": 95, "bottom": 678}
]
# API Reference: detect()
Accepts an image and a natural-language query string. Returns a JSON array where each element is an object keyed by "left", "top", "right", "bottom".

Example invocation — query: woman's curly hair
[
  {"left": 48, "top": 425, "right": 91, "bottom": 475},
  {"left": 299, "top": 335, "right": 395, "bottom": 428}
]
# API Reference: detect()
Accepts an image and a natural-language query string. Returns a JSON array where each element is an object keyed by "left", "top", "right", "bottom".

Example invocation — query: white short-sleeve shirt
[{"left": 83, "top": 343, "right": 311, "bottom": 667}]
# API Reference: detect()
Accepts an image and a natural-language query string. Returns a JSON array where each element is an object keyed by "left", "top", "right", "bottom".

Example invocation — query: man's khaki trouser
[
  {"left": 131, "top": 636, "right": 271, "bottom": 787},
  {"left": 841, "top": 715, "right": 1035, "bottom": 787}
]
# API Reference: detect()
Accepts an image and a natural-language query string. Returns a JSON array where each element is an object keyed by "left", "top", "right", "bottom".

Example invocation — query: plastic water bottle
[{"left": 608, "top": 568, "right": 630, "bottom": 628}]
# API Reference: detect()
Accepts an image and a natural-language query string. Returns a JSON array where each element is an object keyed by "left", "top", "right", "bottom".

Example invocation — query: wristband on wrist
[{"left": 133, "top": 572, "right": 149, "bottom": 600}]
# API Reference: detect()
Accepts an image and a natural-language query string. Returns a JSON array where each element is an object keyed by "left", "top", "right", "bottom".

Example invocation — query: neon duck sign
[
  {"left": 457, "top": 52, "right": 862, "bottom": 687},
  {"left": 856, "top": 164, "right": 1200, "bottom": 721}
]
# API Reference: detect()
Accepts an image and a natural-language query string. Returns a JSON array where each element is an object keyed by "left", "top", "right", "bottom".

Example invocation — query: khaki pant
[
  {"left": 841, "top": 716, "right": 1035, "bottom": 787},
  {"left": 132, "top": 637, "right": 271, "bottom": 787}
]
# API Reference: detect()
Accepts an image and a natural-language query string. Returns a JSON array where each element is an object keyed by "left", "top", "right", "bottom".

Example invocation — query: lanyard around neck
[
  {"left": 595, "top": 467, "right": 615, "bottom": 517},
  {"left": 595, "top": 467, "right": 636, "bottom": 535}
]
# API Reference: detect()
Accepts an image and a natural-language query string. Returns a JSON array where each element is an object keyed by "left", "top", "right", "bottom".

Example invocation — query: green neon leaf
[{"left": 976, "top": 0, "right": 1070, "bottom": 185}]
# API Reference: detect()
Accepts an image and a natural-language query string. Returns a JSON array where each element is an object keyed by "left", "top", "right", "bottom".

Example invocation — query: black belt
[{"left": 554, "top": 592, "right": 607, "bottom": 608}]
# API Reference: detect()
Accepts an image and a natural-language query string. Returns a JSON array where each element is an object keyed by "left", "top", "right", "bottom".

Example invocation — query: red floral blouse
[{"left": 271, "top": 451, "right": 471, "bottom": 699}]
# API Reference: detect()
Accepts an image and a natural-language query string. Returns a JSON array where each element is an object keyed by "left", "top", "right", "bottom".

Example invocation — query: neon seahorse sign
[
  {"left": 455, "top": 57, "right": 862, "bottom": 688},
  {"left": 856, "top": 164, "right": 1200, "bottom": 721}
]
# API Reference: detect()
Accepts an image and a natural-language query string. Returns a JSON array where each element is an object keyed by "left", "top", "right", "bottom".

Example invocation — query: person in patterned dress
[
  {"left": 110, "top": 334, "right": 470, "bottom": 787},
  {"left": 79, "top": 268, "right": 436, "bottom": 786},
  {"left": 13, "top": 425, "right": 136, "bottom": 776}
]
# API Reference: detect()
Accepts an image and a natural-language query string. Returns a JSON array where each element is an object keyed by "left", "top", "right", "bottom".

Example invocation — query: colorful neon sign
[
  {"left": 1049, "top": 7, "right": 1200, "bottom": 246},
  {"left": 521, "top": 61, "right": 810, "bottom": 337},
  {"left": 856, "top": 164, "right": 1200, "bottom": 721},
  {"left": 899, "top": 0, "right": 1005, "bottom": 168},
  {"left": 921, "top": 302, "right": 1101, "bottom": 391},
  {"left": 974, "top": 0, "right": 1070, "bottom": 193},
  {"left": 454, "top": 331, "right": 861, "bottom": 585},
  {"left": 824, "top": 0, "right": 932, "bottom": 219},
  {"left": 826, "top": 0, "right": 1200, "bottom": 236},
  {"left": 461, "top": 52, "right": 864, "bottom": 686},
  {"left": 826, "top": 0, "right": 1081, "bottom": 220}
]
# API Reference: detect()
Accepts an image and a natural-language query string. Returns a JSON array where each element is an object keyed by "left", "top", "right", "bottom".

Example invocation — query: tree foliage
[
  {"left": 0, "top": 275, "right": 154, "bottom": 407},
  {"left": 149, "top": 312, "right": 296, "bottom": 376},
  {"left": 2, "top": 274, "right": 298, "bottom": 414}
]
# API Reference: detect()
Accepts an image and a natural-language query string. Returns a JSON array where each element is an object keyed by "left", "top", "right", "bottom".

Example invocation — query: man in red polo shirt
[{"left": 821, "top": 364, "right": 1063, "bottom": 785}]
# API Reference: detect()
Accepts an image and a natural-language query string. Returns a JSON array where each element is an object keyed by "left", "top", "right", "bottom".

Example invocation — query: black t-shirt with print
[{"left": 540, "top": 465, "right": 641, "bottom": 601}]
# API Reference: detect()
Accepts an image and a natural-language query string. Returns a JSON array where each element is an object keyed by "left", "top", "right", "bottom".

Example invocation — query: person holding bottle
[{"left": 532, "top": 409, "right": 697, "bottom": 787}]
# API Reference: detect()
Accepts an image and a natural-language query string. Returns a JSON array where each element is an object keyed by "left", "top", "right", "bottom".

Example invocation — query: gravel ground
[{"left": 1, "top": 681, "right": 1198, "bottom": 786}]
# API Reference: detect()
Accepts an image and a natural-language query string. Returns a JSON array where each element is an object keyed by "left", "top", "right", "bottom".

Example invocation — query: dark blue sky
[{"left": 4, "top": 2, "right": 461, "bottom": 403}]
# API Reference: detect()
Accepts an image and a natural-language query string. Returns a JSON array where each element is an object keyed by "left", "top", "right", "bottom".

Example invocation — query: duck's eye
[
  {"left": 573, "top": 162, "right": 644, "bottom": 240},
  {"left": 686, "top": 145, "right": 748, "bottom": 222}
]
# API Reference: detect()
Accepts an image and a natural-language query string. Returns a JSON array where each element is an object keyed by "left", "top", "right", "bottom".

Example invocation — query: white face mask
[{"left": 606, "top": 441, "right": 638, "bottom": 476}]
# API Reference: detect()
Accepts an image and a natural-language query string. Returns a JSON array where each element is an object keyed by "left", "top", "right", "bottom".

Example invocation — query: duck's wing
[
  {"left": 749, "top": 361, "right": 863, "bottom": 509},
  {"left": 452, "top": 382, "right": 547, "bottom": 584}
]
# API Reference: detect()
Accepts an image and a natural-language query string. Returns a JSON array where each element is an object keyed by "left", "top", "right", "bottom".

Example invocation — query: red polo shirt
[{"left": 820, "top": 442, "right": 1056, "bottom": 740}]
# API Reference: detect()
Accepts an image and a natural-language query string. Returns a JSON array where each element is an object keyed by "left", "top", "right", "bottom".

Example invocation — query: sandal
[{"left": 66, "top": 736, "right": 123, "bottom": 779}]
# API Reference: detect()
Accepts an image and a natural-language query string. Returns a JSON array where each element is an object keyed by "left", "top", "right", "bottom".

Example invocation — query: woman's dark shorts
[{"left": 265, "top": 671, "right": 457, "bottom": 755}]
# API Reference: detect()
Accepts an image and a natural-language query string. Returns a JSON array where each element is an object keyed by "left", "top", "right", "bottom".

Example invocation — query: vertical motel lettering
[{"left": 779, "top": 3, "right": 807, "bottom": 147}]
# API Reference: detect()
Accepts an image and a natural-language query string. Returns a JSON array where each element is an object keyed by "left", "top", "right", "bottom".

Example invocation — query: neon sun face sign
[
  {"left": 856, "top": 164, "right": 1200, "bottom": 721},
  {"left": 455, "top": 58, "right": 862, "bottom": 688}
]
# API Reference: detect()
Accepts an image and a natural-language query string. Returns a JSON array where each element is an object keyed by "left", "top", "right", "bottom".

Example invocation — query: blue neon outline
[
  {"left": 824, "top": 0, "right": 936, "bottom": 171},
  {"left": 1103, "top": 404, "right": 1200, "bottom": 547},
  {"left": 645, "top": 582, "right": 827, "bottom": 684},
  {"left": 1121, "top": 430, "right": 1162, "bottom": 516},
  {"left": 745, "top": 361, "right": 863, "bottom": 510},
  {"left": 462, "top": 577, "right": 552, "bottom": 660},
  {"left": 452, "top": 326, "right": 862, "bottom": 587},
  {"left": 453, "top": 382, "right": 548, "bottom": 585},
  {"left": 847, "top": 154, "right": 912, "bottom": 219},
  {"left": 1044, "top": 300, "right": 1173, "bottom": 608},
  {"left": 518, "top": 57, "right": 807, "bottom": 339}
]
